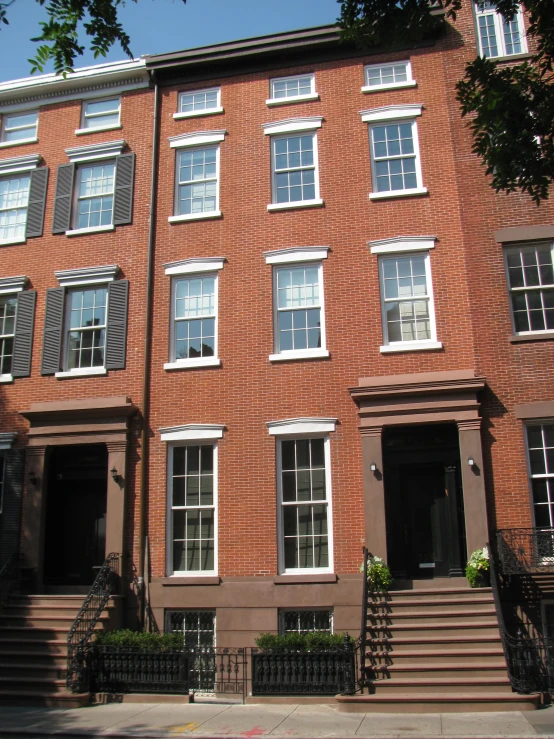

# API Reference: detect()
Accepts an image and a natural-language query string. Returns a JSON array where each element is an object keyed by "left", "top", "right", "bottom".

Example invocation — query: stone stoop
[
  {"left": 336, "top": 584, "right": 541, "bottom": 713},
  {"left": 0, "top": 594, "right": 119, "bottom": 707}
]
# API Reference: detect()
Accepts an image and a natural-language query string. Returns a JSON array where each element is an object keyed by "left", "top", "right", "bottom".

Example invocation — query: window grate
[{"left": 280, "top": 610, "right": 333, "bottom": 635}]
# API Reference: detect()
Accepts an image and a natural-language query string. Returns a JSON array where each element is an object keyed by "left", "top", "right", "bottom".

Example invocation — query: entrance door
[{"left": 43, "top": 444, "right": 108, "bottom": 587}]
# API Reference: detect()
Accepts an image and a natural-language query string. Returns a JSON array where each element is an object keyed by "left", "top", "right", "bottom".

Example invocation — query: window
[
  {"left": 506, "top": 243, "right": 554, "bottom": 334},
  {"left": 279, "top": 437, "right": 331, "bottom": 573},
  {"left": 81, "top": 98, "right": 121, "bottom": 131},
  {"left": 475, "top": 1, "right": 526, "bottom": 58},
  {"left": 166, "top": 610, "right": 216, "bottom": 649},
  {"left": 75, "top": 162, "right": 115, "bottom": 230},
  {"left": 0, "top": 295, "right": 16, "bottom": 377},
  {"left": 176, "top": 88, "right": 222, "bottom": 118},
  {"left": 169, "top": 444, "right": 216, "bottom": 575},
  {"left": 0, "top": 174, "right": 30, "bottom": 242},
  {"left": 280, "top": 610, "right": 333, "bottom": 635},
  {"left": 267, "top": 74, "right": 318, "bottom": 105},
  {"left": 0, "top": 276, "right": 36, "bottom": 381},
  {"left": 527, "top": 422, "right": 554, "bottom": 527},
  {"left": 177, "top": 147, "right": 218, "bottom": 216},
  {"left": 362, "top": 61, "right": 416, "bottom": 92},
  {"left": 64, "top": 286, "right": 108, "bottom": 371},
  {"left": 0, "top": 112, "right": 38, "bottom": 144}
]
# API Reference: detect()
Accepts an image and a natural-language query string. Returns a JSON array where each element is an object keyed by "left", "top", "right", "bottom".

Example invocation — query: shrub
[
  {"left": 465, "top": 546, "right": 490, "bottom": 587},
  {"left": 361, "top": 555, "right": 393, "bottom": 592},
  {"left": 254, "top": 631, "right": 349, "bottom": 652},
  {"left": 94, "top": 629, "right": 185, "bottom": 651}
]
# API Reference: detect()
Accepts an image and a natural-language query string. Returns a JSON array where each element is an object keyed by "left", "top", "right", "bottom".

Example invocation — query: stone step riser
[
  {"left": 367, "top": 612, "right": 496, "bottom": 624},
  {"left": 367, "top": 603, "right": 494, "bottom": 615},
  {"left": 371, "top": 588, "right": 492, "bottom": 601},
  {"left": 3, "top": 608, "right": 111, "bottom": 620},
  {"left": 0, "top": 680, "right": 65, "bottom": 693},
  {"left": 0, "top": 653, "right": 67, "bottom": 666},
  {"left": 368, "top": 653, "right": 505, "bottom": 666},
  {"left": 370, "top": 639, "right": 503, "bottom": 652},
  {"left": 367, "top": 626, "right": 500, "bottom": 639},
  {"left": 371, "top": 682, "right": 513, "bottom": 696},
  {"left": 372, "top": 667, "right": 508, "bottom": 679},
  {"left": 0, "top": 666, "right": 67, "bottom": 680},
  {"left": 0, "top": 617, "right": 110, "bottom": 629},
  {"left": 0, "top": 642, "right": 68, "bottom": 655}
]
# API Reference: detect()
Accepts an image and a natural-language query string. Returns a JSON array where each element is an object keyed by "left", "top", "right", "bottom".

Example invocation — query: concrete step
[
  {"left": 366, "top": 647, "right": 506, "bottom": 664},
  {"left": 367, "top": 597, "right": 494, "bottom": 614},
  {"left": 367, "top": 621, "right": 500, "bottom": 638},
  {"left": 367, "top": 608, "right": 496, "bottom": 623},
  {"left": 0, "top": 662, "right": 67, "bottom": 680},
  {"left": 379, "top": 586, "right": 492, "bottom": 600},
  {"left": 0, "top": 689, "right": 89, "bottom": 708},
  {"left": 2, "top": 605, "right": 112, "bottom": 619},
  {"left": 0, "top": 623, "right": 106, "bottom": 639},
  {"left": 0, "top": 638, "right": 68, "bottom": 655},
  {"left": 370, "top": 677, "right": 513, "bottom": 695},
  {"left": 336, "top": 692, "right": 539, "bottom": 713},
  {"left": 9, "top": 596, "right": 86, "bottom": 607},
  {"left": 0, "top": 650, "right": 67, "bottom": 666},
  {"left": 369, "top": 661, "right": 508, "bottom": 677},
  {"left": 367, "top": 635, "right": 503, "bottom": 651}
]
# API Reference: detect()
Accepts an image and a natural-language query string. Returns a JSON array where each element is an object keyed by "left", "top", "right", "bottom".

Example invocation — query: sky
[{"left": 0, "top": 0, "right": 341, "bottom": 83}]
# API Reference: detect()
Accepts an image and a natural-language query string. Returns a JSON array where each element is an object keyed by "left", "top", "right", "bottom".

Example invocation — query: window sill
[
  {"left": 267, "top": 199, "right": 324, "bottom": 212},
  {"left": 75, "top": 124, "right": 122, "bottom": 136},
  {"left": 266, "top": 93, "right": 320, "bottom": 107},
  {"left": 0, "top": 237, "right": 26, "bottom": 247},
  {"left": 510, "top": 332, "right": 554, "bottom": 344},
  {"left": 66, "top": 224, "right": 115, "bottom": 237},
  {"left": 55, "top": 367, "right": 108, "bottom": 379},
  {"left": 494, "top": 52, "right": 533, "bottom": 63},
  {"left": 370, "top": 187, "right": 428, "bottom": 200},
  {"left": 168, "top": 211, "right": 222, "bottom": 223},
  {"left": 158, "top": 576, "right": 220, "bottom": 585},
  {"left": 164, "top": 357, "right": 221, "bottom": 370},
  {"left": 361, "top": 81, "right": 417, "bottom": 93},
  {"left": 0, "top": 138, "right": 38, "bottom": 149},
  {"left": 380, "top": 341, "right": 443, "bottom": 354},
  {"left": 269, "top": 348, "right": 329, "bottom": 362},
  {"left": 274, "top": 573, "right": 336, "bottom": 583},
  {"left": 173, "top": 108, "right": 224, "bottom": 120},
  {"left": 0, "top": 374, "right": 14, "bottom": 384}
]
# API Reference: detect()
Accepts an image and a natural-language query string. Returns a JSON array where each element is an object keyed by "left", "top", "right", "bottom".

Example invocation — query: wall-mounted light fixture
[
  {"left": 370, "top": 462, "right": 377, "bottom": 472},
  {"left": 467, "top": 457, "right": 475, "bottom": 468},
  {"left": 28, "top": 470, "right": 38, "bottom": 485},
  {"left": 111, "top": 466, "right": 118, "bottom": 481}
]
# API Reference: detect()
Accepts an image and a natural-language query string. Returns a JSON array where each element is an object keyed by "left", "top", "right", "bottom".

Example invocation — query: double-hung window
[
  {"left": 0, "top": 175, "right": 30, "bottom": 242},
  {"left": 361, "top": 105, "right": 426, "bottom": 199},
  {"left": 0, "top": 276, "right": 37, "bottom": 382},
  {"left": 263, "top": 118, "right": 323, "bottom": 211},
  {"left": 0, "top": 295, "right": 16, "bottom": 377},
  {"left": 75, "top": 162, "right": 115, "bottom": 230},
  {"left": 265, "top": 247, "right": 329, "bottom": 362},
  {"left": 362, "top": 61, "right": 416, "bottom": 93},
  {"left": 175, "top": 88, "right": 223, "bottom": 119},
  {"left": 79, "top": 98, "right": 121, "bottom": 133},
  {"left": 0, "top": 112, "right": 38, "bottom": 145},
  {"left": 475, "top": 1, "right": 526, "bottom": 58},
  {"left": 527, "top": 423, "right": 554, "bottom": 528},
  {"left": 0, "top": 155, "right": 48, "bottom": 245},
  {"left": 370, "top": 237, "right": 441, "bottom": 353},
  {"left": 505, "top": 243, "right": 554, "bottom": 335},
  {"left": 267, "top": 74, "right": 318, "bottom": 106},
  {"left": 65, "top": 286, "right": 108, "bottom": 371}
]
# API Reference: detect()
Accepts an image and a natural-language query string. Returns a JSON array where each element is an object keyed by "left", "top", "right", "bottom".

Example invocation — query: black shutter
[
  {"left": 52, "top": 163, "right": 75, "bottom": 234},
  {"left": 25, "top": 168, "right": 49, "bottom": 239},
  {"left": 41, "top": 287, "right": 65, "bottom": 375},
  {"left": 0, "top": 449, "right": 25, "bottom": 566},
  {"left": 105, "top": 280, "right": 129, "bottom": 370},
  {"left": 113, "top": 153, "right": 135, "bottom": 226},
  {"left": 12, "top": 290, "right": 36, "bottom": 378}
]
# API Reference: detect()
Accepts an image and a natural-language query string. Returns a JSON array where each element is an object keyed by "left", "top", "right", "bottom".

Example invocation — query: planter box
[
  {"left": 89, "top": 646, "right": 189, "bottom": 694},
  {"left": 251, "top": 649, "right": 355, "bottom": 696}
]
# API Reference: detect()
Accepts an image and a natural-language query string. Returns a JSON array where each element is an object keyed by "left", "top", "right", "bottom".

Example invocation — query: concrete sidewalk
[{"left": 0, "top": 701, "right": 554, "bottom": 739}]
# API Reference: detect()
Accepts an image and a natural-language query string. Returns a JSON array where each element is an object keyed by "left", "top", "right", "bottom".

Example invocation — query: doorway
[
  {"left": 43, "top": 444, "right": 108, "bottom": 587},
  {"left": 383, "top": 424, "right": 466, "bottom": 579}
]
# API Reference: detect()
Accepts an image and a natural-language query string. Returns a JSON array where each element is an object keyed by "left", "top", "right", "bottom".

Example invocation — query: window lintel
[
  {"left": 160, "top": 423, "right": 226, "bottom": 442},
  {"left": 267, "top": 417, "right": 337, "bottom": 436},
  {"left": 55, "top": 264, "right": 119, "bottom": 287},
  {"left": 361, "top": 104, "right": 423, "bottom": 123},
  {"left": 0, "top": 275, "right": 27, "bottom": 294},
  {"left": 263, "top": 117, "right": 323, "bottom": 136},
  {"left": 0, "top": 432, "right": 16, "bottom": 450},
  {"left": 369, "top": 236, "right": 436, "bottom": 254},
  {"left": 0, "top": 154, "right": 41, "bottom": 175},
  {"left": 65, "top": 140, "right": 126, "bottom": 163},
  {"left": 164, "top": 257, "right": 225, "bottom": 276},
  {"left": 169, "top": 130, "right": 226, "bottom": 149},
  {"left": 264, "top": 247, "right": 329, "bottom": 265}
]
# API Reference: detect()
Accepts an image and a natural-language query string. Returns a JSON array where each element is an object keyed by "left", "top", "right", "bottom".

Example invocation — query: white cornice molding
[
  {"left": 264, "top": 247, "right": 329, "bottom": 265},
  {"left": 267, "top": 417, "right": 338, "bottom": 436},
  {"left": 0, "top": 275, "right": 27, "bottom": 294},
  {"left": 164, "top": 257, "right": 226, "bottom": 276},
  {"left": 360, "top": 104, "right": 423, "bottom": 123},
  {"left": 262, "top": 117, "right": 323, "bottom": 136},
  {"left": 55, "top": 265, "right": 119, "bottom": 287},
  {"left": 0, "top": 432, "right": 16, "bottom": 450},
  {"left": 369, "top": 235, "right": 437, "bottom": 254},
  {"left": 169, "top": 131, "right": 227, "bottom": 149},
  {"left": 65, "top": 140, "right": 126, "bottom": 163},
  {"left": 159, "top": 423, "right": 226, "bottom": 442},
  {"left": 0, "top": 154, "right": 41, "bottom": 175}
]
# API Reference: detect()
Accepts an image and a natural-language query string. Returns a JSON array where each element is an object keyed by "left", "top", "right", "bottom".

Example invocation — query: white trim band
[
  {"left": 380, "top": 341, "right": 443, "bottom": 354},
  {"left": 169, "top": 131, "right": 227, "bottom": 149},
  {"left": 0, "top": 275, "right": 27, "bottom": 294},
  {"left": 55, "top": 367, "right": 108, "bottom": 379},
  {"left": 266, "top": 93, "right": 320, "bottom": 107},
  {"left": 369, "top": 236, "right": 437, "bottom": 254},
  {"left": 267, "top": 417, "right": 338, "bottom": 436},
  {"left": 0, "top": 153, "right": 41, "bottom": 174},
  {"left": 269, "top": 349, "right": 330, "bottom": 362},
  {"left": 55, "top": 264, "right": 119, "bottom": 287},
  {"left": 164, "top": 258, "right": 225, "bottom": 276},
  {"left": 164, "top": 358, "right": 221, "bottom": 371},
  {"left": 65, "top": 140, "right": 126, "bottom": 163},
  {"left": 264, "top": 247, "right": 329, "bottom": 265},
  {"left": 361, "top": 104, "right": 423, "bottom": 123},
  {"left": 173, "top": 108, "right": 224, "bottom": 120},
  {"left": 0, "top": 432, "right": 16, "bottom": 449},
  {"left": 263, "top": 117, "right": 323, "bottom": 136},
  {"left": 159, "top": 423, "right": 226, "bottom": 442},
  {"left": 66, "top": 224, "right": 115, "bottom": 237}
]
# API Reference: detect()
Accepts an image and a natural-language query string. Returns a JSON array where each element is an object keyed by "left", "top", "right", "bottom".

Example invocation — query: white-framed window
[
  {"left": 176, "top": 147, "right": 218, "bottom": 217},
  {"left": 267, "top": 74, "right": 318, "bottom": 106},
  {"left": 475, "top": 1, "right": 526, "bottom": 58},
  {"left": 74, "top": 161, "right": 115, "bottom": 230},
  {"left": 175, "top": 88, "right": 223, "bottom": 119},
  {"left": 166, "top": 609, "right": 216, "bottom": 649},
  {"left": 526, "top": 422, "right": 554, "bottom": 528},
  {"left": 505, "top": 243, "right": 554, "bottom": 335},
  {"left": 168, "top": 443, "right": 217, "bottom": 576},
  {"left": 0, "top": 111, "right": 38, "bottom": 145},
  {"left": 0, "top": 295, "right": 17, "bottom": 376},
  {"left": 362, "top": 61, "right": 416, "bottom": 93},
  {"left": 80, "top": 97, "right": 121, "bottom": 132},
  {"left": 0, "top": 174, "right": 31, "bottom": 242},
  {"left": 279, "top": 609, "right": 333, "bottom": 635},
  {"left": 64, "top": 286, "right": 108, "bottom": 371}
]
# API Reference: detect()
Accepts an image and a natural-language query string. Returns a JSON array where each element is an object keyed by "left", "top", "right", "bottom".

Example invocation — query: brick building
[{"left": 0, "top": 0, "right": 553, "bottom": 708}]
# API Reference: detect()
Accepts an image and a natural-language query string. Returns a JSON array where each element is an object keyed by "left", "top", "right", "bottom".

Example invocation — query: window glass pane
[
  {"left": 3, "top": 112, "right": 38, "bottom": 141},
  {"left": 0, "top": 175, "right": 30, "bottom": 241}
]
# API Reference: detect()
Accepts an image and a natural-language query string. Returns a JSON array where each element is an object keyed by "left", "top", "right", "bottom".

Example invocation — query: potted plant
[
  {"left": 361, "top": 555, "right": 393, "bottom": 592},
  {"left": 465, "top": 546, "right": 490, "bottom": 587}
]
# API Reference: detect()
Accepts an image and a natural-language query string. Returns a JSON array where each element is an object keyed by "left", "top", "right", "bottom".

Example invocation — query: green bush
[
  {"left": 254, "top": 631, "right": 350, "bottom": 652},
  {"left": 465, "top": 546, "right": 490, "bottom": 587},
  {"left": 361, "top": 555, "right": 393, "bottom": 592},
  {"left": 94, "top": 629, "right": 185, "bottom": 651}
]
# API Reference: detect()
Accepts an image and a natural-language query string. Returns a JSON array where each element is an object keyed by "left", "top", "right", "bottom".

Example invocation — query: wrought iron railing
[
  {"left": 358, "top": 546, "right": 369, "bottom": 691},
  {"left": 496, "top": 528, "right": 554, "bottom": 574},
  {"left": 66, "top": 552, "right": 120, "bottom": 693},
  {"left": 90, "top": 646, "right": 189, "bottom": 694},
  {"left": 0, "top": 554, "right": 22, "bottom": 613}
]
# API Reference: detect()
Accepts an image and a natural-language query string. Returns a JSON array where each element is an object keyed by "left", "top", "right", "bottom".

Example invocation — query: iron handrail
[
  {"left": 358, "top": 547, "right": 369, "bottom": 691},
  {"left": 0, "top": 553, "right": 21, "bottom": 613},
  {"left": 66, "top": 552, "right": 120, "bottom": 693},
  {"left": 496, "top": 528, "right": 554, "bottom": 574}
]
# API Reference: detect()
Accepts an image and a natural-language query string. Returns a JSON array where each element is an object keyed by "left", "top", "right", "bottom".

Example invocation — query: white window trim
[
  {"left": 75, "top": 124, "right": 123, "bottom": 137},
  {"left": 0, "top": 374, "right": 14, "bottom": 384},
  {"left": 267, "top": 199, "right": 324, "bottom": 212},
  {"left": 0, "top": 111, "right": 39, "bottom": 147},
  {"left": 267, "top": 417, "right": 338, "bottom": 436},
  {"left": 276, "top": 434, "right": 334, "bottom": 575},
  {"left": 267, "top": 74, "right": 318, "bottom": 106},
  {"left": 55, "top": 264, "right": 119, "bottom": 287},
  {"left": 503, "top": 242, "right": 554, "bottom": 337},
  {"left": 475, "top": 2, "right": 527, "bottom": 59},
  {"left": 166, "top": 270, "right": 220, "bottom": 371},
  {"left": 171, "top": 141, "right": 222, "bottom": 222},
  {"left": 65, "top": 140, "right": 126, "bottom": 163},
  {"left": 76, "top": 96, "right": 121, "bottom": 136},
  {"left": 362, "top": 61, "right": 417, "bottom": 93},
  {"left": 55, "top": 366, "right": 108, "bottom": 379},
  {"left": 71, "top": 160, "right": 116, "bottom": 232},
  {"left": 0, "top": 139, "right": 38, "bottom": 150},
  {"left": 164, "top": 258, "right": 225, "bottom": 276},
  {"left": 0, "top": 276, "right": 27, "bottom": 295},
  {"left": 168, "top": 211, "right": 222, "bottom": 223},
  {"left": 0, "top": 432, "right": 16, "bottom": 450},
  {"left": 268, "top": 130, "right": 322, "bottom": 210},
  {"left": 264, "top": 247, "right": 329, "bottom": 265},
  {"left": 66, "top": 224, "right": 116, "bottom": 237},
  {"left": 263, "top": 117, "right": 323, "bottom": 137},
  {"left": 378, "top": 251, "right": 441, "bottom": 353},
  {"left": 160, "top": 424, "right": 226, "bottom": 442},
  {"left": 169, "top": 131, "right": 227, "bottom": 149},
  {"left": 361, "top": 104, "right": 423, "bottom": 123},
  {"left": 270, "top": 259, "right": 328, "bottom": 362},
  {"left": 0, "top": 154, "right": 41, "bottom": 176},
  {"left": 525, "top": 420, "right": 554, "bottom": 530},
  {"left": 369, "top": 236, "right": 436, "bottom": 255},
  {"left": 166, "top": 441, "right": 219, "bottom": 577},
  {"left": 174, "top": 88, "right": 223, "bottom": 119}
]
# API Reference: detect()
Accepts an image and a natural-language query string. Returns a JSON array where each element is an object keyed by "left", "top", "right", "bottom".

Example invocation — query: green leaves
[
  {"left": 254, "top": 631, "right": 350, "bottom": 651},
  {"left": 94, "top": 629, "right": 186, "bottom": 650}
]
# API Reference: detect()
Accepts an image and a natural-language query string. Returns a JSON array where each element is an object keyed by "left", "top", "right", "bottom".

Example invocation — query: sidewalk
[{"left": 0, "top": 701, "right": 553, "bottom": 739}]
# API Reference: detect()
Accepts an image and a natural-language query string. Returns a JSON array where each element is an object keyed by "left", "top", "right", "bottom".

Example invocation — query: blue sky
[{"left": 0, "top": 0, "right": 341, "bottom": 82}]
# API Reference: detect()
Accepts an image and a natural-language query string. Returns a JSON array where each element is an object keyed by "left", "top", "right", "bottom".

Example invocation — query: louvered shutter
[
  {"left": 25, "top": 168, "right": 49, "bottom": 238},
  {"left": 113, "top": 153, "right": 135, "bottom": 226},
  {"left": 0, "top": 449, "right": 25, "bottom": 566},
  {"left": 52, "top": 163, "right": 75, "bottom": 234},
  {"left": 105, "top": 280, "right": 129, "bottom": 370},
  {"left": 41, "top": 287, "right": 65, "bottom": 375},
  {"left": 11, "top": 291, "right": 36, "bottom": 378}
]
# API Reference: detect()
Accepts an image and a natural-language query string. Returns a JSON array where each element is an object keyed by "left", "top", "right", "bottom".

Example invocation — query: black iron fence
[
  {"left": 90, "top": 646, "right": 189, "bottom": 694},
  {"left": 496, "top": 528, "right": 554, "bottom": 574}
]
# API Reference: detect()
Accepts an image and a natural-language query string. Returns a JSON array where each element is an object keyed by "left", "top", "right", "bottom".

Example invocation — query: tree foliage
[{"left": 339, "top": 0, "right": 554, "bottom": 203}]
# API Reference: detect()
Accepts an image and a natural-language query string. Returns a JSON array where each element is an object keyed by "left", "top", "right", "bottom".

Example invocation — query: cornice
[
  {"left": 0, "top": 275, "right": 27, "bottom": 294},
  {"left": 55, "top": 264, "right": 119, "bottom": 287}
]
